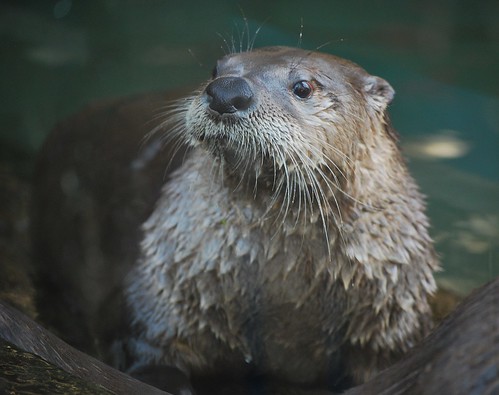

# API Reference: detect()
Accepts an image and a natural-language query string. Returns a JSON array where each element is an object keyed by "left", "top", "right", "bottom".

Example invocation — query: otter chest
[
  {"left": 190, "top": 253, "right": 342, "bottom": 382},
  {"left": 130, "top": 161, "right": 344, "bottom": 381},
  {"left": 186, "top": 211, "right": 341, "bottom": 381}
]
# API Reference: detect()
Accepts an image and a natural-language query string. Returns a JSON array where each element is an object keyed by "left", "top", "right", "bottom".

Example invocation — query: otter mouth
[
  {"left": 194, "top": 111, "right": 245, "bottom": 151},
  {"left": 192, "top": 112, "right": 280, "bottom": 181},
  {"left": 197, "top": 133, "right": 231, "bottom": 160}
]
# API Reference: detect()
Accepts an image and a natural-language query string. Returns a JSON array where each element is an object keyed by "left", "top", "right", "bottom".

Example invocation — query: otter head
[{"left": 184, "top": 46, "right": 395, "bottom": 212}]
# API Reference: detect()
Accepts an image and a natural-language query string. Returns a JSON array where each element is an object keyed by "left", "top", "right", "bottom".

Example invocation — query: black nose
[{"left": 205, "top": 77, "right": 253, "bottom": 115}]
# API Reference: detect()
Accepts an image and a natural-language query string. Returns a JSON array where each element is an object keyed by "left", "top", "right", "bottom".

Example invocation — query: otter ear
[{"left": 363, "top": 75, "right": 395, "bottom": 111}]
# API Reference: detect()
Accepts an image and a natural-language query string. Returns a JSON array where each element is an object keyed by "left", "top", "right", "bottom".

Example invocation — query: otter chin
[{"left": 122, "top": 46, "right": 439, "bottom": 390}]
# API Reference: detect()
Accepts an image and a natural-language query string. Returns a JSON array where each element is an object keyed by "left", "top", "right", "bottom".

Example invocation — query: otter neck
[
  {"left": 216, "top": 155, "right": 350, "bottom": 230},
  {"left": 348, "top": 117, "right": 406, "bottom": 209}
]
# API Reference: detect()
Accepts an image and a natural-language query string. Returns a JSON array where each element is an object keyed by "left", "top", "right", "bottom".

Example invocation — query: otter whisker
[
  {"left": 297, "top": 18, "right": 304, "bottom": 48},
  {"left": 279, "top": 138, "right": 308, "bottom": 224},
  {"left": 264, "top": 149, "right": 296, "bottom": 228},
  {"left": 297, "top": 152, "right": 335, "bottom": 251},
  {"left": 302, "top": 126, "right": 382, "bottom": 211},
  {"left": 301, "top": 137, "right": 350, "bottom": 183},
  {"left": 301, "top": 132, "right": 355, "bottom": 175},
  {"left": 293, "top": 159, "right": 315, "bottom": 230},
  {"left": 288, "top": 142, "right": 347, "bottom": 244},
  {"left": 217, "top": 33, "right": 232, "bottom": 56},
  {"left": 287, "top": 146, "right": 324, "bottom": 212},
  {"left": 298, "top": 148, "right": 361, "bottom": 234},
  {"left": 138, "top": 105, "right": 195, "bottom": 179},
  {"left": 249, "top": 20, "right": 266, "bottom": 52},
  {"left": 310, "top": 164, "right": 344, "bottom": 228},
  {"left": 275, "top": 159, "right": 294, "bottom": 225},
  {"left": 265, "top": 145, "right": 285, "bottom": 212}
]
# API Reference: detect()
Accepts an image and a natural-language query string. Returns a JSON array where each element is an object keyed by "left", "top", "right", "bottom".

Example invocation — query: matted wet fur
[{"left": 123, "top": 46, "right": 439, "bottom": 389}]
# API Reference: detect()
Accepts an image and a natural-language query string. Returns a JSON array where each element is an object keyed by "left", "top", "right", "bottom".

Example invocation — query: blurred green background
[{"left": 1, "top": 0, "right": 498, "bottom": 294}]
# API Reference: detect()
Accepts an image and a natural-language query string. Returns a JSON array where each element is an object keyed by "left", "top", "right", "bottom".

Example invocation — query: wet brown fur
[{"left": 124, "top": 47, "right": 439, "bottom": 388}]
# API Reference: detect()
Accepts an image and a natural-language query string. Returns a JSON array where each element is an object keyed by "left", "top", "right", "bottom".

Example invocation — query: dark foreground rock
[
  {"left": 0, "top": 301, "right": 170, "bottom": 395},
  {"left": 344, "top": 276, "right": 499, "bottom": 395}
]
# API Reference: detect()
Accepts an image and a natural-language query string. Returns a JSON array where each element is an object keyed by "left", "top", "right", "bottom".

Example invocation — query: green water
[{"left": 1, "top": 1, "right": 498, "bottom": 294}]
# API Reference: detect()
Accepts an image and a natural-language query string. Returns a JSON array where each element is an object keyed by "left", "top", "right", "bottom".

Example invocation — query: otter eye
[{"left": 292, "top": 80, "right": 314, "bottom": 99}]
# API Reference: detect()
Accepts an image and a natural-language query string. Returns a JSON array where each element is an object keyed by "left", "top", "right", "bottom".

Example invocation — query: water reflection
[
  {"left": 409, "top": 158, "right": 499, "bottom": 294},
  {"left": 404, "top": 131, "right": 470, "bottom": 160},
  {"left": 455, "top": 214, "right": 499, "bottom": 254}
]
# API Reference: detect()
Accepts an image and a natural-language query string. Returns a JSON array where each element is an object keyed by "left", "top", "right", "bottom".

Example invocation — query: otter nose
[{"left": 205, "top": 77, "right": 253, "bottom": 115}]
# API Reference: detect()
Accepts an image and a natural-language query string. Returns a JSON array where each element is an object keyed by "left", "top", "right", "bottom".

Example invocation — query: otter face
[{"left": 184, "top": 46, "right": 395, "bottom": 207}]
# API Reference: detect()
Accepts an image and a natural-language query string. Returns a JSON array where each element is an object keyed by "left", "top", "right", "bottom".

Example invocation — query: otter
[
  {"left": 123, "top": 46, "right": 438, "bottom": 390},
  {"left": 31, "top": 46, "right": 439, "bottom": 393}
]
